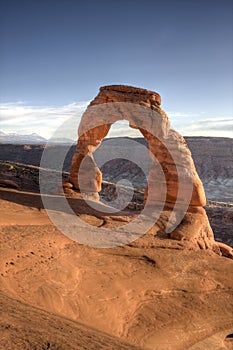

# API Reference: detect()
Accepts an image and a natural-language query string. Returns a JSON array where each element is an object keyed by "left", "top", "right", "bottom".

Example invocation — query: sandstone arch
[
  {"left": 70, "top": 85, "right": 205, "bottom": 207},
  {"left": 68, "top": 85, "right": 232, "bottom": 255}
]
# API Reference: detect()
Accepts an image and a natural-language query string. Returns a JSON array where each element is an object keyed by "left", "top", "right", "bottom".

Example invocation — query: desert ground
[
  {"left": 0, "top": 183, "right": 233, "bottom": 349},
  {"left": 0, "top": 133, "right": 233, "bottom": 350}
]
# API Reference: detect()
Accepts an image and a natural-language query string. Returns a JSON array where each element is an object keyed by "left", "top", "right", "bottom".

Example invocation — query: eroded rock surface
[
  {"left": 70, "top": 85, "right": 205, "bottom": 205},
  {"left": 69, "top": 85, "right": 228, "bottom": 256}
]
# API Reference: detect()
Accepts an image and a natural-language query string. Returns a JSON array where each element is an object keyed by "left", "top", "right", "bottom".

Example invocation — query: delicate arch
[
  {"left": 69, "top": 85, "right": 205, "bottom": 207},
  {"left": 67, "top": 85, "right": 233, "bottom": 256}
]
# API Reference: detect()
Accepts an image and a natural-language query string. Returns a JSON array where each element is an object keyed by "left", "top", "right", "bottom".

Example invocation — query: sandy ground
[
  {"left": 0, "top": 187, "right": 233, "bottom": 350},
  {"left": 0, "top": 290, "right": 144, "bottom": 350}
]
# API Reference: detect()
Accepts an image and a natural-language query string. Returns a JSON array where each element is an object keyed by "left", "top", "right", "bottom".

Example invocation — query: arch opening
[
  {"left": 69, "top": 87, "right": 206, "bottom": 209},
  {"left": 93, "top": 120, "right": 151, "bottom": 210}
]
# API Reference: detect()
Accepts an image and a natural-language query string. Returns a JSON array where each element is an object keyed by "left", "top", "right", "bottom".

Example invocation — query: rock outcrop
[
  {"left": 70, "top": 85, "right": 204, "bottom": 204},
  {"left": 68, "top": 85, "right": 230, "bottom": 256}
]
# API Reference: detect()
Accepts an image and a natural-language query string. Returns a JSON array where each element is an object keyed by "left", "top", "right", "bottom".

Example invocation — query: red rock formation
[
  {"left": 70, "top": 85, "right": 204, "bottom": 204},
  {"left": 69, "top": 85, "right": 231, "bottom": 256}
]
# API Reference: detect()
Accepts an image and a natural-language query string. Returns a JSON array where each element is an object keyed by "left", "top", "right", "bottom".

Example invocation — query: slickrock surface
[
  {"left": 0, "top": 187, "right": 233, "bottom": 350},
  {"left": 0, "top": 290, "right": 144, "bottom": 350}
]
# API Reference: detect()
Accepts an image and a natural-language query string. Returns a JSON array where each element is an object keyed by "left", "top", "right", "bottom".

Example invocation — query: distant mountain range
[{"left": 0, "top": 131, "right": 74, "bottom": 144}]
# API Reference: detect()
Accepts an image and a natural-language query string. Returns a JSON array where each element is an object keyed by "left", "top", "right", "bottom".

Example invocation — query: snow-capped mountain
[
  {"left": 0, "top": 131, "right": 74, "bottom": 144},
  {"left": 0, "top": 131, "right": 47, "bottom": 144}
]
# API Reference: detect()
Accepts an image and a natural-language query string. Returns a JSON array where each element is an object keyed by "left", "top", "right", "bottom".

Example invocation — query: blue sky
[{"left": 0, "top": 0, "right": 232, "bottom": 138}]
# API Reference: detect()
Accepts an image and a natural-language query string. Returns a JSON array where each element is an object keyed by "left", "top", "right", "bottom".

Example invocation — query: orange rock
[
  {"left": 69, "top": 85, "right": 218, "bottom": 251},
  {"left": 70, "top": 85, "right": 205, "bottom": 206},
  {"left": 217, "top": 242, "right": 233, "bottom": 259}
]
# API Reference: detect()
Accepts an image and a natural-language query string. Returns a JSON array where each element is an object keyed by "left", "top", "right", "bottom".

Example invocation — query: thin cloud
[
  {"left": 168, "top": 110, "right": 233, "bottom": 138},
  {"left": 176, "top": 117, "right": 233, "bottom": 137},
  {"left": 0, "top": 103, "right": 232, "bottom": 139},
  {"left": 168, "top": 111, "right": 197, "bottom": 118},
  {"left": 0, "top": 101, "right": 88, "bottom": 138}
]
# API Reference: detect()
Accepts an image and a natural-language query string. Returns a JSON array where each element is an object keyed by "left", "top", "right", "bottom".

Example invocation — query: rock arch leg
[
  {"left": 69, "top": 125, "right": 111, "bottom": 199},
  {"left": 138, "top": 128, "right": 206, "bottom": 207}
]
